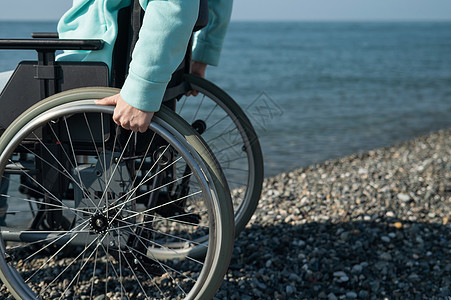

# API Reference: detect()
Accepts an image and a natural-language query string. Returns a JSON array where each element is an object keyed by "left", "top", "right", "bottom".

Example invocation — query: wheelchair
[{"left": 0, "top": 1, "right": 263, "bottom": 299}]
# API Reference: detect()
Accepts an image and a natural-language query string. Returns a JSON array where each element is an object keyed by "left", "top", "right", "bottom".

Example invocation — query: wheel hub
[{"left": 90, "top": 214, "right": 110, "bottom": 233}]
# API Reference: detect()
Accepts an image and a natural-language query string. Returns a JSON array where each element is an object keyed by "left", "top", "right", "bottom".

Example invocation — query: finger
[
  {"left": 95, "top": 96, "right": 117, "bottom": 106},
  {"left": 122, "top": 120, "right": 137, "bottom": 132},
  {"left": 112, "top": 114, "right": 122, "bottom": 127},
  {"left": 186, "top": 90, "right": 199, "bottom": 97},
  {"left": 138, "top": 125, "right": 148, "bottom": 133}
]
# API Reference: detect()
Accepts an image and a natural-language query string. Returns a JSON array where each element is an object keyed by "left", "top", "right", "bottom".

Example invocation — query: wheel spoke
[
  {"left": 62, "top": 118, "right": 102, "bottom": 214},
  {"left": 105, "top": 152, "right": 182, "bottom": 213},
  {"left": 0, "top": 96, "right": 234, "bottom": 299},
  {"left": 0, "top": 175, "right": 93, "bottom": 218},
  {"left": 111, "top": 213, "right": 209, "bottom": 251},
  {"left": 97, "top": 129, "right": 134, "bottom": 206},
  {"left": 191, "top": 94, "right": 206, "bottom": 124},
  {"left": 24, "top": 221, "right": 92, "bottom": 285},
  {"left": 42, "top": 232, "right": 106, "bottom": 297},
  {"left": 5, "top": 160, "right": 86, "bottom": 220}
]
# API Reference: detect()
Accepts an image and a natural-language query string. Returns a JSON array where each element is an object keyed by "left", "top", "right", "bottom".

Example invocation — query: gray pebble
[
  {"left": 358, "top": 290, "right": 369, "bottom": 299},
  {"left": 333, "top": 271, "right": 347, "bottom": 277},
  {"left": 380, "top": 252, "right": 392, "bottom": 261},
  {"left": 351, "top": 264, "right": 363, "bottom": 273},
  {"left": 14, "top": 130, "right": 450, "bottom": 300},
  {"left": 397, "top": 193, "right": 410, "bottom": 202},
  {"left": 381, "top": 236, "right": 391, "bottom": 243},
  {"left": 327, "top": 293, "right": 338, "bottom": 300}
]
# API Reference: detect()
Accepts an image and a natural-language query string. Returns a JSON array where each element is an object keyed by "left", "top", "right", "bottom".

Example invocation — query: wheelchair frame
[{"left": 0, "top": 1, "right": 263, "bottom": 298}]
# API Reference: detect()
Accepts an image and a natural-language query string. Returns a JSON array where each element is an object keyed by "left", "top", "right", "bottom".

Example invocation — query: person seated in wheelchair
[
  {"left": 0, "top": 0, "right": 233, "bottom": 226},
  {"left": 58, "top": 0, "right": 232, "bottom": 132}
]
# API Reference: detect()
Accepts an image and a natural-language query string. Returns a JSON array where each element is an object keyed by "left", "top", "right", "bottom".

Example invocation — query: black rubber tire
[{"left": 181, "top": 74, "right": 264, "bottom": 235}]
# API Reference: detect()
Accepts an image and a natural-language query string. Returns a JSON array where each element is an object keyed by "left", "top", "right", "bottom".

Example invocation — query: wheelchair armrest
[{"left": 0, "top": 39, "right": 104, "bottom": 51}]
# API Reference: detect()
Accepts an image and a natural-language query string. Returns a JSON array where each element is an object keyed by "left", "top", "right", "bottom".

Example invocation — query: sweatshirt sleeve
[
  {"left": 192, "top": 0, "right": 233, "bottom": 66},
  {"left": 120, "top": 0, "right": 199, "bottom": 112}
]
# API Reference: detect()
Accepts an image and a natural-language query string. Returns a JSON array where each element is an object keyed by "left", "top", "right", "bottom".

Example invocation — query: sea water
[{"left": 1, "top": 21, "right": 450, "bottom": 176}]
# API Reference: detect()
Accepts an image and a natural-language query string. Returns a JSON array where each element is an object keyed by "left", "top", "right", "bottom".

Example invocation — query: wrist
[{"left": 190, "top": 61, "right": 208, "bottom": 78}]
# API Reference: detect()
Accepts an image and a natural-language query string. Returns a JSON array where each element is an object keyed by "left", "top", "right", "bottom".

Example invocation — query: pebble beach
[
  {"left": 216, "top": 129, "right": 451, "bottom": 300},
  {"left": 0, "top": 130, "right": 449, "bottom": 299}
]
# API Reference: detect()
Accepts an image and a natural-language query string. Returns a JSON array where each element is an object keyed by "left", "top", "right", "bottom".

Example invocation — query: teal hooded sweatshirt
[{"left": 57, "top": 0, "right": 233, "bottom": 112}]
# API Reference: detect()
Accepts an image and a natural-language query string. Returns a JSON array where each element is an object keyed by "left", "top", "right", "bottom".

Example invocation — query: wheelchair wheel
[
  {"left": 178, "top": 74, "right": 264, "bottom": 235},
  {"left": 0, "top": 87, "right": 234, "bottom": 299}
]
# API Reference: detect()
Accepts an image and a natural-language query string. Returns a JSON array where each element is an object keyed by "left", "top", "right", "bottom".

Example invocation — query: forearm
[
  {"left": 192, "top": 0, "right": 233, "bottom": 66},
  {"left": 121, "top": 0, "right": 199, "bottom": 112}
]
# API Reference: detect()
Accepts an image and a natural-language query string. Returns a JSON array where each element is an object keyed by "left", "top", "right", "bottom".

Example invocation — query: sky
[{"left": 0, "top": 0, "right": 450, "bottom": 21}]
